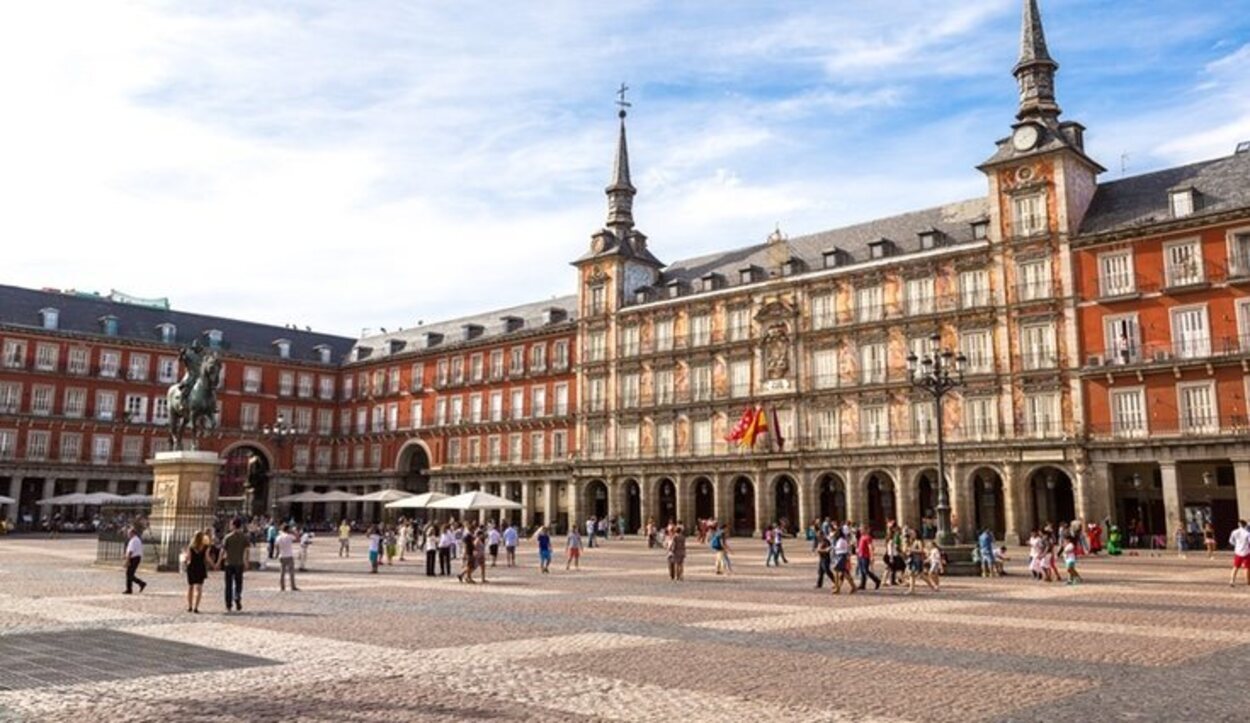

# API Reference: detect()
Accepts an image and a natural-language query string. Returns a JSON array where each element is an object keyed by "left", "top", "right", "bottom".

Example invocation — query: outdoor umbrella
[
  {"left": 427, "top": 490, "right": 522, "bottom": 511},
  {"left": 318, "top": 490, "right": 362, "bottom": 503},
  {"left": 0, "top": 495, "right": 15, "bottom": 505},
  {"left": 384, "top": 491, "right": 448, "bottom": 509},
  {"left": 356, "top": 489, "right": 413, "bottom": 503},
  {"left": 36, "top": 493, "right": 89, "bottom": 506},
  {"left": 277, "top": 491, "right": 326, "bottom": 503}
]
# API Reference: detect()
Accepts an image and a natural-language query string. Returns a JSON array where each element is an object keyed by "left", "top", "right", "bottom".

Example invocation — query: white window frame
[
  {"left": 1163, "top": 238, "right": 1204, "bottom": 288},
  {"left": 1178, "top": 381, "right": 1217, "bottom": 434},
  {"left": 1097, "top": 249, "right": 1135, "bottom": 297},
  {"left": 905, "top": 277, "right": 934, "bottom": 316},
  {"left": 1012, "top": 193, "right": 1047, "bottom": 237},
  {"left": 1169, "top": 304, "right": 1210, "bottom": 359},
  {"left": 1110, "top": 386, "right": 1148, "bottom": 439},
  {"left": 1103, "top": 313, "right": 1141, "bottom": 364}
]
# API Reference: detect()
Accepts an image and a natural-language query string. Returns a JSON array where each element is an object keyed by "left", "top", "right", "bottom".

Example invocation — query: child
[
  {"left": 384, "top": 528, "right": 397, "bottom": 566},
  {"left": 1063, "top": 538, "right": 1082, "bottom": 585},
  {"left": 993, "top": 545, "right": 1009, "bottom": 576},
  {"left": 926, "top": 542, "right": 943, "bottom": 592},
  {"left": 565, "top": 526, "right": 582, "bottom": 570}
]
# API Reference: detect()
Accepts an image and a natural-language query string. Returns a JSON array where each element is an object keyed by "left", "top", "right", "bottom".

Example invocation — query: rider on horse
[{"left": 177, "top": 339, "right": 205, "bottom": 401}]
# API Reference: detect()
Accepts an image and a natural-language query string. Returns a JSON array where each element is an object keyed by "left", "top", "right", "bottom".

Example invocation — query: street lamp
[{"left": 907, "top": 333, "right": 967, "bottom": 547}]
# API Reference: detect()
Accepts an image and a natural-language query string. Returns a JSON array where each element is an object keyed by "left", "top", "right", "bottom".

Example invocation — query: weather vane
[{"left": 616, "top": 82, "right": 631, "bottom": 117}]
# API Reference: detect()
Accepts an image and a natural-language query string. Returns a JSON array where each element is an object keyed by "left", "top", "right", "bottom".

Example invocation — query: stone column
[
  {"left": 565, "top": 480, "right": 581, "bottom": 536},
  {"left": 541, "top": 480, "right": 558, "bottom": 532},
  {"left": 1234, "top": 460, "right": 1250, "bottom": 522},
  {"left": 948, "top": 465, "right": 974, "bottom": 542},
  {"left": 521, "top": 481, "right": 536, "bottom": 530},
  {"left": 148, "top": 451, "right": 221, "bottom": 571},
  {"left": 715, "top": 475, "right": 733, "bottom": 530},
  {"left": 1084, "top": 462, "right": 1115, "bottom": 525},
  {"left": 106, "top": 480, "right": 119, "bottom": 494},
  {"left": 42, "top": 479, "right": 55, "bottom": 510},
  {"left": 1159, "top": 462, "right": 1183, "bottom": 535},
  {"left": 896, "top": 470, "right": 919, "bottom": 532},
  {"left": 1001, "top": 464, "right": 1024, "bottom": 545},
  {"left": 844, "top": 469, "right": 864, "bottom": 526},
  {"left": 797, "top": 473, "right": 815, "bottom": 532},
  {"left": 5, "top": 478, "right": 19, "bottom": 525}
]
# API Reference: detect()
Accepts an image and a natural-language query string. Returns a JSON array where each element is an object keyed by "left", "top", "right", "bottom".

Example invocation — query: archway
[
  {"left": 916, "top": 469, "right": 938, "bottom": 538},
  {"left": 865, "top": 472, "right": 896, "bottom": 534},
  {"left": 219, "top": 445, "right": 270, "bottom": 518},
  {"left": 585, "top": 479, "right": 609, "bottom": 520},
  {"left": 657, "top": 478, "right": 677, "bottom": 525},
  {"left": 623, "top": 479, "right": 642, "bottom": 533},
  {"left": 773, "top": 475, "right": 799, "bottom": 531},
  {"left": 970, "top": 467, "right": 1006, "bottom": 539},
  {"left": 731, "top": 476, "right": 755, "bottom": 536},
  {"left": 816, "top": 474, "right": 846, "bottom": 521},
  {"left": 693, "top": 477, "right": 715, "bottom": 521},
  {"left": 397, "top": 441, "right": 431, "bottom": 494},
  {"left": 1029, "top": 466, "right": 1075, "bottom": 530}
]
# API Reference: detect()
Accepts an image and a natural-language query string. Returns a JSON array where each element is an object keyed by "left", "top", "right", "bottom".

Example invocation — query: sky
[{"left": 1, "top": 1, "right": 1248, "bottom": 338}]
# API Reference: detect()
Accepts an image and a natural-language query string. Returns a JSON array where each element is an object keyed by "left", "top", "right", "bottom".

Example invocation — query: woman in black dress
[{"left": 185, "top": 530, "right": 210, "bottom": 613}]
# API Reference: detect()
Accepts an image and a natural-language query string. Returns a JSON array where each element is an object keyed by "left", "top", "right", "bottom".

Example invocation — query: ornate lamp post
[
  {"left": 907, "top": 333, "right": 967, "bottom": 547},
  {"left": 254, "top": 413, "right": 295, "bottom": 517}
]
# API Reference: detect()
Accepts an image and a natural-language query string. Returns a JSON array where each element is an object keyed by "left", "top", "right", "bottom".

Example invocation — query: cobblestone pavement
[{"left": 1, "top": 535, "right": 1247, "bottom": 722}]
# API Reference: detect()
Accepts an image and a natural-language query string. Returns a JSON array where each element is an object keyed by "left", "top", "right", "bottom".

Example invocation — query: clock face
[{"left": 1012, "top": 124, "right": 1039, "bottom": 152}]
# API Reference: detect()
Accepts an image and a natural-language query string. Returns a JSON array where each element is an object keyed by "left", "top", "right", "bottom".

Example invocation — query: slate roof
[
  {"left": 657, "top": 197, "right": 991, "bottom": 290},
  {"left": 349, "top": 295, "right": 578, "bottom": 362},
  {"left": 1079, "top": 150, "right": 1250, "bottom": 236},
  {"left": 0, "top": 284, "right": 354, "bottom": 364}
]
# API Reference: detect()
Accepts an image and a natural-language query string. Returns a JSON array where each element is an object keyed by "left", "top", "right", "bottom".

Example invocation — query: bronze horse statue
[{"left": 168, "top": 351, "right": 220, "bottom": 450}]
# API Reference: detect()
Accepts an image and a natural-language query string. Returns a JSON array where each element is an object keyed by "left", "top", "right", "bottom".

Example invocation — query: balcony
[
  {"left": 1013, "top": 281, "right": 1058, "bottom": 303},
  {"left": 1084, "top": 335, "right": 1250, "bottom": 369},
  {"left": 1164, "top": 258, "right": 1225, "bottom": 292},
  {"left": 1017, "top": 351, "right": 1059, "bottom": 371},
  {"left": 1087, "top": 416, "right": 1246, "bottom": 442}
]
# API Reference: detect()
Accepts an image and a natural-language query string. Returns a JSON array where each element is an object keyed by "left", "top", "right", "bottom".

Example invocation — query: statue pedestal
[{"left": 147, "top": 451, "right": 221, "bottom": 572}]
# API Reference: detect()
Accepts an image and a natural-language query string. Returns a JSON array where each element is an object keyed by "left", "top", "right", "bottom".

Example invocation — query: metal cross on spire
[{"left": 616, "top": 82, "right": 631, "bottom": 118}]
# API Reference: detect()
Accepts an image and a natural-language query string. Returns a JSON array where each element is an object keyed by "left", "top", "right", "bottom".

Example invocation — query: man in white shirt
[
  {"left": 1230, "top": 519, "right": 1250, "bottom": 587},
  {"left": 487, "top": 525, "right": 502, "bottom": 567},
  {"left": 123, "top": 527, "right": 147, "bottom": 594},
  {"left": 276, "top": 525, "right": 299, "bottom": 591},
  {"left": 298, "top": 528, "right": 313, "bottom": 572},
  {"left": 585, "top": 517, "right": 597, "bottom": 548},
  {"left": 502, "top": 522, "right": 519, "bottom": 567}
]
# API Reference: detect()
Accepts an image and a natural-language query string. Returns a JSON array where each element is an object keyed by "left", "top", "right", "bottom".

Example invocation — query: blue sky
[{"left": 1, "top": 1, "right": 1247, "bottom": 337}]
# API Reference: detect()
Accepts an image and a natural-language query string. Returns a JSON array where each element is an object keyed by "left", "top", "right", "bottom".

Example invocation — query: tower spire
[
  {"left": 1014, "top": 0, "right": 1060, "bottom": 123},
  {"left": 605, "top": 83, "right": 636, "bottom": 230}
]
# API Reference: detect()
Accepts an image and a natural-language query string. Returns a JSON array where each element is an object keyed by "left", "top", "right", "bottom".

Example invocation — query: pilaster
[
  {"left": 1159, "top": 462, "right": 1183, "bottom": 534},
  {"left": 1234, "top": 461, "right": 1250, "bottom": 522}
]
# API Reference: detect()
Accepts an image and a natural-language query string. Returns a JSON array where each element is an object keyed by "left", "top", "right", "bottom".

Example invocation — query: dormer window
[
  {"left": 918, "top": 230, "right": 941, "bottom": 250},
  {"left": 1170, "top": 188, "right": 1197, "bottom": 219},
  {"left": 699, "top": 273, "right": 722, "bottom": 292},
  {"left": 354, "top": 346, "right": 372, "bottom": 362},
  {"left": 388, "top": 339, "right": 406, "bottom": 355},
  {"left": 39, "top": 308, "right": 59, "bottom": 330},
  {"left": 156, "top": 323, "right": 177, "bottom": 343},
  {"left": 634, "top": 288, "right": 650, "bottom": 305},
  {"left": 971, "top": 220, "right": 989, "bottom": 240},
  {"left": 99, "top": 315, "right": 119, "bottom": 337},
  {"left": 461, "top": 324, "right": 483, "bottom": 341},
  {"left": 206, "top": 329, "right": 223, "bottom": 348},
  {"left": 501, "top": 316, "right": 524, "bottom": 333},
  {"left": 667, "top": 280, "right": 683, "bottom": 299},
  {"left": 542, "top": 308, "right": 567, "bottom": 325},
  {"left": 314, "top": 344, "right": 332, "bottom": 364},
  {"left": 868, "top": 238, "right": 895, "bottom": 259},
  {"left": 780, "top": 257, "right": 805, "bottom": 277},
  {"left": 424, "top": 332, "right": 444, "bottom": 348},
  {"left": 739, "top": 266, "right": 760, "bottom": 284},
  {"left": 274, "top": 339, "right": 292, "bottom": 359},
  {"left": 821, "top": 248, "right": 843, "bottom": 269}
]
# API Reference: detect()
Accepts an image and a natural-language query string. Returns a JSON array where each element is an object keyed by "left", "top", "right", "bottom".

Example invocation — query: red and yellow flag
[
  {"left": 741, "top": 407, "right": 768, "bottom": 448},
  {"left": 725, "top": 406, "right": 755, "bottom": 443}
]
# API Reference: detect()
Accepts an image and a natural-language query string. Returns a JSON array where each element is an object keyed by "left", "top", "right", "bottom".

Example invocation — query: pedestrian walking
[
  {"left": 398, "top": 521, "right": 410, "bottom": 562},
  {"left": 978, "top": 528, "right": 996, "bottom": 578},
  {"left": 776, "top": 523, "right": 789, "bottom": 564},
  {"left": 503, "top": 522, "right": 518, "bottom": 567},
  {"left": 276, "top": 524, "right": 299, "bottom": 591},
  {"left": 905, "top": 533, "right": 934, "bottom": 595},
  {"left": 222, "top": 518, "right": 250, "bottom": 612},
  {"left": 458, "top": 531, "right": 477, "bottom": 583},
  {"left": 1204, "top": 521, "right": 1217, "bottom": 559},
  {"left": 184, "top": 530, "right": 210, "bottom": 612},
  {"left": 855, "top": 527, "right": 881, "bottom": 590},
  {"left": 711, "top": 524, "right": 733, "bottom": 575},
  {"left": 265, "top": 521, "right": 278, "bottom": 560},
  {"left": 424, "top": 524, "right": 439, "bottom": 576},
  {"left": 487, "top": 525, "right": 501, "bottom": 567},
  {"left": 534, "top": 525, "right": 552, "bottom": 574},
  {"left": 1230, "top": 520, "right": 1250, "bottom": 587},
  {"left": 475, "top": 529, "right": 489, "bottom": 583},
  {"left": 338, "top": 519, "right": 351, "bottom": 557},
  {"left": 438, "top": 525, "right": 454, "bottom": 576},
  {"left": 384, "top": 527, "right": 397, "bottom": 566},
  {"left": 666, "top": 524, "right": 686, "bottom": 581},
  {"left": 566, "top": 526, "right": 582, "bottom": 570},
  {"left": 367, "top": 525, "right": 382, "bottom": 574},
  {"left": 1062, "top": 538, "right": 1082, "bottom": 585},
  {"left": 764, "top": 525, "right": 778, "bottom": 567},
  {"left": 814, "top": 530, "right": 833, "bottom": 589},
  {"left": 830, "top": 530, "right": 854, "bottom": 595},
  {"left": 926, "top": 542, "right": 944, "bottom": 591},
  {"left": 123, "top": 527, "right": 147, "bottom": 595},
  {"left": 297, "top": 527, "right": 313, "bottom": 572},
  {"left": 585, "top": 517, "right": 597, "bottom": 548}
]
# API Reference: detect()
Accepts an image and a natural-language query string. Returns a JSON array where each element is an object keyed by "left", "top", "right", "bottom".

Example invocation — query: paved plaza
[{"left": 0, "top": 535, "right": 1247, "bottom": 722}]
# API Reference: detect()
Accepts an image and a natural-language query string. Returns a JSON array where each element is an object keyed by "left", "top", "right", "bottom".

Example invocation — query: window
[
  {"left": 692, "top": 419, "right": 712, "bottom": 456},
  {"left": 811, "top": 348, "right": 838, "bottom": 390},
  {"left": 2, "top": 340, "right": 25, "bottom": 369},
  {"left": 959, "top": 269, "right": 990, "bottom": 308},
  {"left": 354, "top": 407, "right": 367, "bottom": 433},
  {"left": 1017, "top": 258, "right": 1051, "bottom": 301},
  {"left": 158, "top": 356, "right": 178, "bottom": 383},
  {"left": 371, "top": 404, "right": 385, "bottom": 432},
  {"left": 31, "top": 385, "right": 54, "bottom": 415},
  {"left": 511, "top": 389, "right": 524, "bottom": 420},
  {"left": 1020, "top": 323, "right": 1057, "bottom": 370},
  {"left": 728, "top": 308, "right": 751, "bottom": 341},
  {"left": 35, "top": 344, "right": 58, "bottom": 371},
  {"left": 1164, "top": 240, "right": 1204, "bottom": 287},
  {"left": 386, "top": 403, "right": 398, "bottom": 431},
  {"left": 370, "top": 445, "right": 382, "bottom": 469},
  {"left": 99, "top": 350, "right": 120, "bottom": 378},
  {"left": 279, "top": 371, "right": 295, "bottom": 396},
  {"left": 276, "top": 340, "right": 291, "bottom": 359},
  {"left": 436, "top": 359, "right": 449, "bottom": 386},
  {"left": 1178, "top": 382, "right": 1217, "bottom": 433},
  {"left": 856, "top": 286, "right": 883, "bottom": 323},
  {"left": 236, "top": 366, "right": 260, "bottom": 394},
  {"left": 67, "top": 347, "right": 88, "bottom": 375},
  {"left": 554, "top": 384, "right": 569, "bottom": 416},
  {"left": 691, "top": 364, "right": 712, "bottom": 402},
  {"left": 470, "top": 354, "right": 484, "bottom": 382},
  {"left": 63, "top": 387, "right": 85, "bottom": 417},
  {"left": 860, "top": 342, "right": 886, "bottom": 384},
  {"left": 409, "top": 402, "right": 423, "bottom": 429},
  {"left": 0, "top": 382, "right": 19, "bottom": 413},
  {"left": 1012, "top": 194, "right": 1047, "bottom": 236},
  {"left": 730, "top": 359, "right": 751, "bottom": 398},
  {"left": 153, "top": 397, "right": 171, "bottom": 425},
  {"left": 1023, "top": 392, "right": 1059, "bottom": 438},
  {"left": 621, "top": 373, "right": 640, "bottom": 409},
  {"left": 690, "top": 314, "right": 711, "bottom": 346},
  {"left": 1170, "top": 305, "right": 1210, "bottom": 359},
  {"left": 530, "top": 344, "right": 547, "bottom": 371},
  {"left": 618, "top": 425, "right": 639, "bottom": 459},
  {"left": 489, "top": 350, "right": 504, "bottom": 379},
  {"left": 509, "top": 433, "right": 523, "bottom": 463},
  {"left": 1103, "top": 315, "right": 1141, "bottom": 364},
  {"left": 588, "top": 425, "right": 606, "bottom": 459},
  {"left": 905, "top": 278, "right": 934, "bottom": 316},
  {"left": 435, "top": 399, "right": 447, "bottom": 426},
  {"left": 553, "top": 340, "right": 569, "bottom": 370},
  {"left": 911, "top": 401, "right": 933, "bottom": 444},
  {"left": 532, "top": 386, "right": 547, "bottom": 417},
  {"left": 316, "top": 448, "right": 331, "bottom": 472},
  {"left": 588, "top": 331, "right": 607, "bottom": 362},
  {"left": 298, "top": 373, "right": 314, "bottom": 399},
  {"left": 489, "top": 390, "right": 503, "bottom": 422},
  {"left": 1230, "top": 231, "right": 1250, "bottom": 277},
  {"left": 1098, "top": 250, "right": 1135, "bottom": 297},
  {"left": 410, "top": 363, "right": 425, "bottom": 390},
  {"left": 124, "top": 394, "right": 147, "bottom": 424},
  {"left": 589, "top": 285, "right": 606, "bottom": 315},
  {"left": 959, "top": 331, "right": 992, "bottom": 374},
  {"left": 122, "top": 436, "right": 143, "bottom": 465},
  {"left": 1170, "top": 189, "right": 1195, "bottom": 218},
  {"left": 655, "top": 422, "right": 674, "bottom": 458},
  {"left": 510, "top": 347, "right": 524, "bottom": 375},
  {"left": 860, "top": 405, "right": 889, "bottom": 444},
  {"left": 26, "top": 430, "right": 49, "bottom": 461},
  {"left": 59, "top": 432, "right": 81, "bottom": 462},
  {"left": 552, "top": 430, "right": 568, "bottom": 459},
  {"left": 95, "top": 391, "right": 117, "bottom": 421},
  {"left": 446, "top": 439, "right": 461, "bottom": 465},
  {"left": 972, "top": 221, "right": 989, "bottom": 240},
  {"left": 92, "top": 434, "right": 113, "bottom": 464},
  {"left": 451, "top": 397, "right": 465, "bottom": 425},
  {"left": 587, "top": 377, "right": 606, "bottom": 412},
  {"left": 469, "top": 393, "right": 483, "bottom": 423},
  {"left": 810, "top": 293, "right": 835, "bottom": 330},
  {"left": 40, "top": 308, "right": 59, "bottom": 330},
  {"left": 963, "top": 396, "right": 997, "bottom": 441},
  {"left": 655, "top": 367, "right": 675, "bottom": 402},
  {"left": 810, "top": 408, "right": 839, "bottom": 449},
  {"left": 1110, "top": 388, "right": 1147, "bottom": 438},
  {"left": 239, "top": 403, "right": 258, "bottom": 431},
  {"left": 621, "top": 326, "right": 640, "bottom": 356},
  {"left": 319, "top": 376, "right": 335, "bottom": 400},
  {"left": 530, "top": 432, "right": 545, "bottom": 462},
  {"left": 655, "top": 319, "right": 674, "bottom": 352},
  {"left": 919, "top": 231, "right": 939, "bottom": 250},
  {"left": 342, "top": 376, "right": 354, "bottom": 400}
]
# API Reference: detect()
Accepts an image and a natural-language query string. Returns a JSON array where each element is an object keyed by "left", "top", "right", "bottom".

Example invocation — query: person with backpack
[{"left": 711, "top": 524, "right": 733, "bottom": 575}]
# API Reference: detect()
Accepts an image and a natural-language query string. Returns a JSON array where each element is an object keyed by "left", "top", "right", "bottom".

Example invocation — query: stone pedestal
[
  {"left": 941, "top": 544, "right": 981, "bottom": 576},
  {"left": 148, "top": 451, "right": 221, "bottom": 572}
]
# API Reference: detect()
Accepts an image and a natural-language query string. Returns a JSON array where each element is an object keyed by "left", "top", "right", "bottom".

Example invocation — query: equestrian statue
[{"left": 167, "top": 339, "right": 221, "bottom": 450}]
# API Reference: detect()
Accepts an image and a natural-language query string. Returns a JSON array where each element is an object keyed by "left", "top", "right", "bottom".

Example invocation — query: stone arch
[
  {"left": 654, "top": 477, "right": 678, "bottom": 526},
  {"left": 862, "top": 469, "right": 897, "bottom": 534},
  {"left": 966, "top": 465, "right": 1007, "bottom": 539},
  {"left": 584, "top": 479, "right": 609, "bottom": 520},
  {"left": 913, "top": 467, "right": 940, "bottom": 536},
  {"left": 621, "top": 478, "right": 642, "bottom": 533},
  {"left": 218, "top": 441, "right": 275, "bottom": 517},
  {"left": 814, "top": 472, "right": 847, "bottom": 521},
  {"left": 1027, "top": 465, "right": 1075, "bottom": 530},
  {"left": 770, "top": 473, "right": 799, "bottom": 531},
  {"left": 395, "top": 439, "right": 432, "bottom": 493},
  {"left": 730, "top": 475, "right": 756, "bottom": 537},
  {"left": 691, "top": 476, "right": 715, "bottom": 522}
]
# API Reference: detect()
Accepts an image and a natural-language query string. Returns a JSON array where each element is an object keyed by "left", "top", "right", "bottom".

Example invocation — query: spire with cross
[{"left": 606, "top": 82, "right": 636, "bottom": 230}]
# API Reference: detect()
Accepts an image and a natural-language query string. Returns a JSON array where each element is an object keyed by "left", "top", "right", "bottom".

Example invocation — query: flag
[
  {"left": 741, "top": 407, "right": 768, "bottom": 448},
  {"left": 771, "top": 407, "right": 785, "bottom": 452},
  {"left": 725, "top": 406, "right": 755, "bottom": 443}
]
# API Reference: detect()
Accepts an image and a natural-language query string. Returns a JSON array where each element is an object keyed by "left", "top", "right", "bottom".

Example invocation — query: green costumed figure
[{"left": 1107, "top": 525, "right": 1123, "bottom": 556}]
